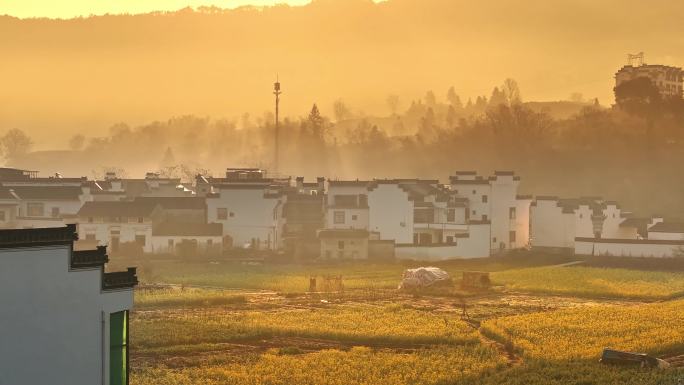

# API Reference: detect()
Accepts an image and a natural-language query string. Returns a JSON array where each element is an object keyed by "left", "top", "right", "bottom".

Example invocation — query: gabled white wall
[
  {"left": 367, "top": 184, "right": 413, "bottom": 244},
  {"left": 207, "top": 188, "right": 283, "bottom": 249},
  {"left": 0, "top": 245, "right": 133, "bottom": 385},
  {"left": 531, "top": 200, "right": 576, "bottom": 249},
  {"left": 490, "top": 176, "right": 518, "bottom": 250}
]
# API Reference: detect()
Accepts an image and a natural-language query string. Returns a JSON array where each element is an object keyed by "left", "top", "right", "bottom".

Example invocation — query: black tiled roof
[{"left": 77, "top": 201, "right": 158, "bottom": 217}]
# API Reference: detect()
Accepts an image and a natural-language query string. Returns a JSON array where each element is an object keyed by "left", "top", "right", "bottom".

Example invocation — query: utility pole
[{"left": 273, "top": 77, "right": 282, "bottom": 175}]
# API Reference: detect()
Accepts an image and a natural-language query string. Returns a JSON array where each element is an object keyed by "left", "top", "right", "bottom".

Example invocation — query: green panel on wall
[{"left": 110, "top": 311, "right": 128, "bottom": 385}]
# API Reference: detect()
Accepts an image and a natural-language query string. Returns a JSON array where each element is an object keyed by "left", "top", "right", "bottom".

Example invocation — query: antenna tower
[
  {"left": 627, "top": 52, "right": 645, "bottom": 67},
  {"left": 273, "top": 77, "right": 282, "bottom": 175}
]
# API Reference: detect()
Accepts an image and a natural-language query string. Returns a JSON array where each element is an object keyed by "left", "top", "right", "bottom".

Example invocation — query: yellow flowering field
[
  {"left": 132, "top": 304, "right": 478, "bottom": 349},
  {"left": 491, "top": 266, "right": 684, "bottom": 299},
  {"left": 132, "top": 346, "right": 505, "bottom": 385},
  {"left": 481, "top": 299, "right": 684, "bottom": 359}
]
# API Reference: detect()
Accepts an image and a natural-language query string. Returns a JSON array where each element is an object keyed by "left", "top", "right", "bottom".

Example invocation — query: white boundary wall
[{"left": 575, "top": 238, "right": 684, "bottom": 258}]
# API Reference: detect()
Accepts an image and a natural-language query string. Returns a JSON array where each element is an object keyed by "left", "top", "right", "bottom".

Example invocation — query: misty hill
[{"left": 2, "top": 0, "right": 684, "bottom": 146}]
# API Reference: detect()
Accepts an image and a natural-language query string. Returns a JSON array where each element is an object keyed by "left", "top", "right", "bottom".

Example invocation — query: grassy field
[
  {"left": 127, "top": 253, "right": 574, "bottom": 293},
  {"left": 127, "top": 256, "right": 684, "bottom": 385}
]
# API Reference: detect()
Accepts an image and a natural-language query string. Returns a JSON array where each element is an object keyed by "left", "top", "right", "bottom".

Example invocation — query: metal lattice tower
[
  {"left": 273, "top": 77, "right": 282, "bottom": 174},
  {"left": 627, "top": 52, "right": 645, "bottom": 67}
]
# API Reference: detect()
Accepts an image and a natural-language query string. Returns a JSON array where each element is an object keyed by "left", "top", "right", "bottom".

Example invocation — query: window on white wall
[
  {"left": 51, "top": 207, "right": 60, "bottom": 218},
  {"left": 0, "top": 211, "right": 5, "bottom": 221},
  {"left": 509, "top": 207, "right": 516, "bottom": 220},
  {"left": 26, "top": 203, "right": 44, "bottom": 217},
  {"left": 482, "top": 195, "right": 488, "bottom": 203},
  {"left": 334, "top": 211, "right": 345, "bottom": 224},
  {"left": 217, "top": 208, "right": 228, "bottom": 220},
  {"left": 447, "top": 209, "right": 455, "bottom": 222}
]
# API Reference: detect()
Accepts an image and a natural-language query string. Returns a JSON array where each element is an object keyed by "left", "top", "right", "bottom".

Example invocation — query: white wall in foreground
[{"left": 0, "top": 245, "right": 133, "bottom": 385}]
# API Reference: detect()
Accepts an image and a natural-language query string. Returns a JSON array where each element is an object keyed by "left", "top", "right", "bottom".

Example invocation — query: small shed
[{"left": 461, "top": 271, "right": 491, "bottom": 290}]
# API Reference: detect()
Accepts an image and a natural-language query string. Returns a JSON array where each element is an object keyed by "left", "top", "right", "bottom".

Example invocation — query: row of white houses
[
  {"left": 530, "top": 196, "right": 684, "bottom": 258},
  {"left": 0, "top": 166, "right": 681, "bottom": 260}
]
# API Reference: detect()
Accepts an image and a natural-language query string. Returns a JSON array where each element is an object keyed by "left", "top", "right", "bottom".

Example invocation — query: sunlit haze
[
  {"left": 0, "top": 0, "right": 311, "bottom": 19},
  {"left": 1, "top": 2, "right": 684, "bottom": 384}
]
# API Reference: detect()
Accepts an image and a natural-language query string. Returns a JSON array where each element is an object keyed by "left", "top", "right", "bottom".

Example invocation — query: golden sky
[{"left": 0, "top": 0, "right": 311, "bottom": 18}]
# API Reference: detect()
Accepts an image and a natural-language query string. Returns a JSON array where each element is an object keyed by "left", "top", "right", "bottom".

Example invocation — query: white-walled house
[
  {"left": 0, "top": 225, "right": 137, "bottom": 385},
  {"left": 76, "top": 201, "right": 159, "bottom": 253},
  {"left": 531, "top": 196, "right": 628, "bottom": 252},
  {"left": 326, "top": 181, "right": 371, "bottom": 231},
  {"left": 0, "top": 185, "right": 94, "bottom": 229},
  {"left": 151, "top": 221, "right": 223, "bottom": 256},
  {"left": 319, "top": 229, "right": 370, "bottom": 260},
  {"left": 449, "top": 171, "right": 531, "bottom": 252},
  {"left": 575, "top": 221, "right": 684, "bottom": 258},
  {"left": 206, "top": 184, "right": 285, "bottom": 250},
  {"left": 96, "top": 172, "right": 194, "bottom": 199},
  {"left": 364, "top": 179, "right": 492, "bottom": 260}
]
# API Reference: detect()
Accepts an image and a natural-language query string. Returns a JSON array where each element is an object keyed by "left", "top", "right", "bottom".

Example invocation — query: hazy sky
[{"left": 0, "top": 0, "right": 311, "bottom": 18}]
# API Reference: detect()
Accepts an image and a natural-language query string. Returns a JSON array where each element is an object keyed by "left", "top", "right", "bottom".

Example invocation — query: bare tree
[
  {"left": 69, "top": 134, "right": 86, "bottom": 151},
  {"left": 0, "top": 128, "right": 33, "bottom": 163},
  {"left": 502, "top": 78, "right": 522, "bottom": 106},
  {"left": 333, "top": 99, "right": 352, "bottom": 122},
  {"left": 386, "top": 94, "right": 400, "bottom": 115}
]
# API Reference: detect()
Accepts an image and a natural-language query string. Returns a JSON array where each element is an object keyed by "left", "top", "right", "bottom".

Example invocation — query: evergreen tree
[
  {"left": 424, "top": 90, "right": 437, "bottom": 106},
  {"left": 308, "top": 104, "right": 324, "bottom": 138},
  {"left": 446, "top": 105, "right": 457, "bottom": 128},
  {"left": 489, "top": 87, "right": 506, "bottom": 108}
]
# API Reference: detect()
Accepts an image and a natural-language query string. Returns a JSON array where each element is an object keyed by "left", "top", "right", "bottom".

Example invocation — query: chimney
[{"left": 317, "top": 177, "right": 326, "bottom": 193}]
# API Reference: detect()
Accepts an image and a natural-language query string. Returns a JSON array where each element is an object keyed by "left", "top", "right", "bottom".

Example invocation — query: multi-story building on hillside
[{"left": 615, "top": 63, "right": 683, "bottom": 99}]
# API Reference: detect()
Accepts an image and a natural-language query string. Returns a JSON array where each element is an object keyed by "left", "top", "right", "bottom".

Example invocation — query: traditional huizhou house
[
  {"left": 195, "top": 168, "right": 291, "bottom": 198},
  {"left": 318, "top": 229, "right": 370, "bottom": 260},
  {"left": 281, "top": 180, "right": 325, "bottom": 259},
  {"left": 76, "top": 200, "right": 160, "bottom": 253},
  {"left": 367, "top": 179, "right": 490, "bottom": 260},
  {"left": 0, "top": 225, "right": 137, "bottom": 385},
  {"left": 206, "top": 182, "right": 286, "bottom": 250},
  {"left": 575, "top": 221, "right": 684, "bottom": 258},
  {"left": 151, "top": 221, "right": 223, "bottom": 256},
  {"left": 449, "top": 171, "right": 530, "bottom": 253},
  {"left": 95, "top": 171, "right": 194, "bottom": 199},
  {"left": 326, "top": 180, "right": 371, "bottom": 231},
  {"left": 0, "top": 184, "right": 94, "bottom": 229},
  {"left": 0, "top": 167, "right": 87, "bottom": 187},
  {"left": 530, "top": 196, "right": 628, "bottom": 252},
  {"left": 132, "top": 196, "right": 208, "bottom": 223}
]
